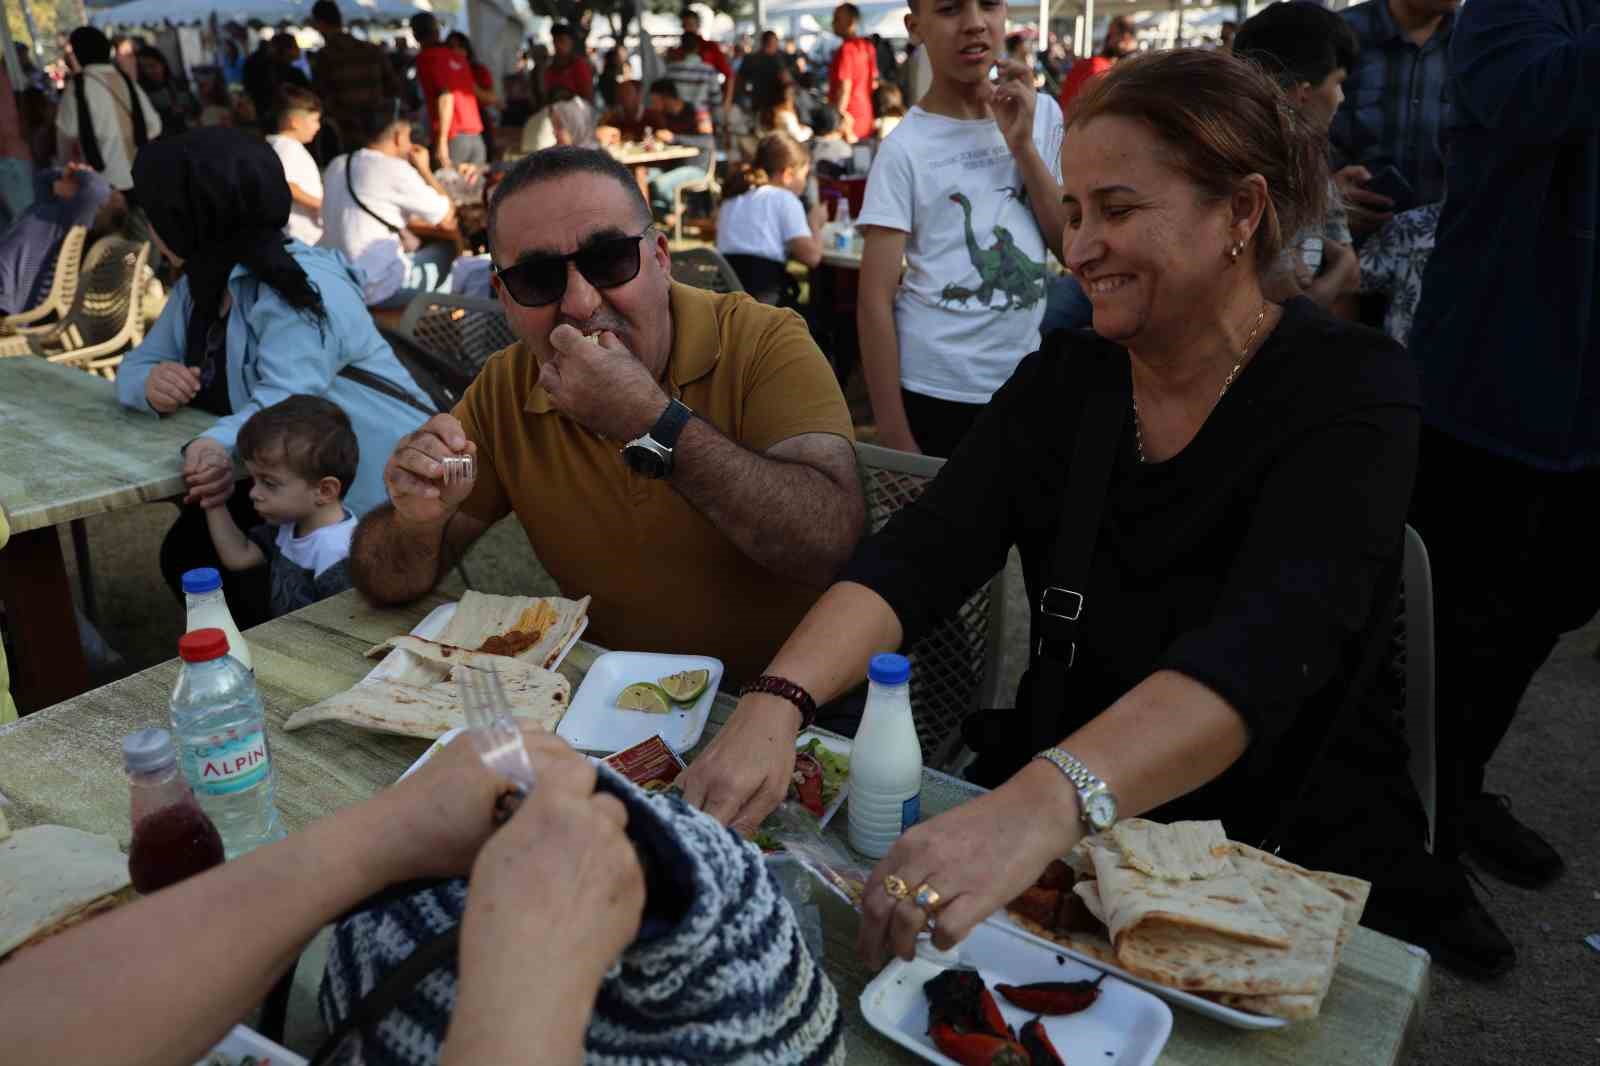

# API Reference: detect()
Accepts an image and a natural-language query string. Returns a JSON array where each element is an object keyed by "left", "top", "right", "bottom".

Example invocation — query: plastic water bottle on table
[{"left": 169, "top": 629, "right": 285, "bottom": 858}]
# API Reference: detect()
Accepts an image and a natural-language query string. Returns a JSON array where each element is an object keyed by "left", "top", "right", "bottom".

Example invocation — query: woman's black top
[{"left": 840, "top": 298, "right": 1423, "bottom": 850}]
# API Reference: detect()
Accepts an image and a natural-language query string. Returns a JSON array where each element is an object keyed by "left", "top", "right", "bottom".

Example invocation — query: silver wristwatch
[{"left": 1034, "top": 747, "right": 1119, "bottom": 832}]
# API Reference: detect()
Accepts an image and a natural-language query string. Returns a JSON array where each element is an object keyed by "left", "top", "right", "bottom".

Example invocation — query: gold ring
[
  {"left": 883, "top": 875, "right": 911, "bottom": 900},
  {"left": 913, "top": 883, "right": 944, "bottom": 911}
]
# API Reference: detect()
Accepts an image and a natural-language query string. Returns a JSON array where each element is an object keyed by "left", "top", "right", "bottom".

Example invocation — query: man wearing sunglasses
[{"left": 350, "top": 146, "right": 864, "bottom": 692}]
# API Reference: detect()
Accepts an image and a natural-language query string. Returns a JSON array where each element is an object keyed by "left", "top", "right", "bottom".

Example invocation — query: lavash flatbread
[
  {"left": 1088, "top": 838, "right": 1290, "bottom": 949},
  {"left": 1114, "top": 844, "right": 1344, "bottom": 997},
  {"left": 437, "top": 591, "right": 590, "bottom": 670},
  {"left": 1, "top": 826, "right": 132, "bottom": 958},
  {"left": 1007, "top": 909, "right": 1120, "bottom": 967},
  {"left": 284, "top": 660, "right": 570, "bottom": 739},
  {"left": 1201, "top": 846, "right": 1371, "bottom": 1019},
  {"left": 1112, "top": 819, "right": 1231, "bottom": 881}
]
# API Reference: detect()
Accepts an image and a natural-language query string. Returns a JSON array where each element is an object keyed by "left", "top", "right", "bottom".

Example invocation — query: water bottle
[
  {"left": 169, "top": 628, "right": 284, "bottom": 858},
  {"left": 182, "top": 568, "right": 252, "bottom": 673},
  {"left": 848, "top": 653, "right": 923, "bottom": 858},
  {"left": 833, "top": 198, "right": 855, "bottom": 252}
]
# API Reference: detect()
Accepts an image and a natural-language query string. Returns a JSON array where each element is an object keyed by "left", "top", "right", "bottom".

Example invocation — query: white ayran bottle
[
  {"left": 182, "top": 567, "right": 252, "bottom": 673},
  {"left": 848, "top": 653, "right": 923, "bottom": 858}
]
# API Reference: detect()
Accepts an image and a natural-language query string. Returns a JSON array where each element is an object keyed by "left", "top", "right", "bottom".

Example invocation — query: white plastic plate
[
  {"left": 195, "top": 1024, "right": 307, "bottom": 1065},
  {"left": 558, "top": 652, "right": 723, "bottom": 754},
  {"left": 796, "top": 729, "right": 851, "bottom": 830},
  {"left": 366, "top": 602, "right": 588, "bottom": 685},
  {"left": 860, "top": 919, "right": 1172, "bottom": 1066},
  {"left": 985, "top": 912, "right": 1290, "bottom": 1030},
  {"left": 398, "top": 726, "right": 467, "bottom": 782}
]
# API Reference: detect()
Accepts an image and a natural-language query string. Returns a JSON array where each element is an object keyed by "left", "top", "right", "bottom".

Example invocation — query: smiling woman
[{"left": 681, "top": 47, "right": 1474, "bottom": 977}]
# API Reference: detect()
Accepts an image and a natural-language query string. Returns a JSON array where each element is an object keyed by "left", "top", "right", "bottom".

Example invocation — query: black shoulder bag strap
[
  {"left": 345, "top": 151, "right": 407, "bottom": 235},
  {"left": 1027, "top": 350, "right": 1129, "bottom": 756},
  {"left": 74, "top": 75, "right": 104, "bottom": 172},
  {"left": 119, "top": 67, "right": 149, "bottom": 150},
  {"left": 338, "top": 364, "right": 439, "bottom": 416}
]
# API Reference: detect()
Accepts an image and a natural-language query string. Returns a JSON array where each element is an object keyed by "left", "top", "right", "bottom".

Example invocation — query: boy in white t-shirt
[
  {"left": 205, "top": 395, "right": 360, "bottom": 620},
  {"left": 266, "top": 86, "right": 325, "bottom": 246},
  {"left": 857, "top": 0, "right": 1068, "bottom": 457}
]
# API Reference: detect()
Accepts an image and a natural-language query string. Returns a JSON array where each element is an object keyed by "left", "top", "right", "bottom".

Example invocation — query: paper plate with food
[
  {"left": 989, "top": 818, "right": 1372, "bottom": 1029},
  {"left": 283, "top": 591, "right": 589, "bottom": 740},
  {"left": 860, "top": 916, "right": 1172, "bottom": 1066},
  {"left": 557, "top": 651, "right": 723, "bottom": 753}
]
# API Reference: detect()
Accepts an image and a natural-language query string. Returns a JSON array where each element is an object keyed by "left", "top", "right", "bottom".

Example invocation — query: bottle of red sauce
[{"left": 124, "top": 727, "right": 225, "bottom": 894}]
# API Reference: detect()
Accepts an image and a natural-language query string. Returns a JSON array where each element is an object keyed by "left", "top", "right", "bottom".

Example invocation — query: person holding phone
[{"left": 1329, "top": 0, "right": 1458, "bottom": 237}]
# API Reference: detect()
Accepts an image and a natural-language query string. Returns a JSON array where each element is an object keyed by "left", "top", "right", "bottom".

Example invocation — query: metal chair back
[
  {"left": 396, "top": 293, "right": 518, "bottom": 388},
  {"left": 855, "top": 441, "right": 1008, "bottom": 769},
  {"left": 670, "top": 246, "right": 745, "bottom": 295}
]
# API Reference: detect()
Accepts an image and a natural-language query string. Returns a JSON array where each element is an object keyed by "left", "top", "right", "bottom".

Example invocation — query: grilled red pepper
[
  {"left": 1019, "top": 1017, "right": 1067, "bottom": 1066},
  {"left": 995, "top": 973, "right": 1107, "bottom": 1016},
  {"left": 924, "top": 969, "right": 1008, "bottom": 1037},
  {"left": 929, "top": 1022, "right": 1032, "bottom": 1066},
  {"left": 790, "top": 752, "right": 825, "bottom": 816}
]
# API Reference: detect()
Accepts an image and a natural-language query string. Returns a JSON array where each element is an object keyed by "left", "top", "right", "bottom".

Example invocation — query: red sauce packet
[{"left": 602, "top": 735, "right": 686, "bottom": 792}]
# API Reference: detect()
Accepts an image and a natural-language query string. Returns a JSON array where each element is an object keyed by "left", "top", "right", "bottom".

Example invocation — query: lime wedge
[
  {"left": 616, "top": 682, "right": 673, "bottom": 713},
  {"left": 657, "top": 668, "right": 711, "bottom": 704}
]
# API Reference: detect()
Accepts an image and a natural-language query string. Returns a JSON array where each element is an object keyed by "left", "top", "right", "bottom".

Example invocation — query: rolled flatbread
[
  {"left": 283, "top": 664, "right": 570, "bottom": 739},
  {"left": 436, "top": 592, "right": 590, "bottom": 669},
  {"left": 1, "top": 826, "right": 133, "bottom": 959}
]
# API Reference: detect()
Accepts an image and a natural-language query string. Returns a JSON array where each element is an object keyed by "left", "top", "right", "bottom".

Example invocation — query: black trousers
[
  {"left": 159, "top": 489, "right": 274, "bottom": 631},
  {"left": 901, "top": 389, "right": 983, "bottom": 460},
  {"left": 1408, "top": 427, "right": 1600, "bottom": 857}
]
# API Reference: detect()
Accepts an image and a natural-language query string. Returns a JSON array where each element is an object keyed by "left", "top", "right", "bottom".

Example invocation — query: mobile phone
[{"left": 1363, "top": 165, "right": 1416, "bottom": 212}]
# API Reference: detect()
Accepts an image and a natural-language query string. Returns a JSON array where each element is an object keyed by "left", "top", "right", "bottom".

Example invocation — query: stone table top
[
  {"left": 0, "top": 589, "right": 1429, "bottom": 1066},
  {"left": 0, "top": 356, "right": 221, "bottom": 533}
]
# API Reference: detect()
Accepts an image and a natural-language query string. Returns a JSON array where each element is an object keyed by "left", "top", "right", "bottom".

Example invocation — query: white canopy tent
[{"left": 90, "top": 0, "right": 433, "bottom": 28}]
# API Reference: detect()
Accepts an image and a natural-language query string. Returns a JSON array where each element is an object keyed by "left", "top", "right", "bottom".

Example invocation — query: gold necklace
[{"left": 1132, "top": 303, "right": 1268, "bottom": 464}]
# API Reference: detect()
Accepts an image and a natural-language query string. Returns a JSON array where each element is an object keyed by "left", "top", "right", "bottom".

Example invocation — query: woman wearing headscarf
[
  {"left": 136, "top": 46, "right": 200, "bottom": 137},
  {"left": 116, "top": 128, "right": 434, "bottom": 623},
  {"left": 55, "top": 27, "right": 163, "bottom": 196}
]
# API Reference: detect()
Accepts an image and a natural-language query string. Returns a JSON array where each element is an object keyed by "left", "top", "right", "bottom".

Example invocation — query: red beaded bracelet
[{"left": 740, "top": 675, "right": 818, "bottom": 730}]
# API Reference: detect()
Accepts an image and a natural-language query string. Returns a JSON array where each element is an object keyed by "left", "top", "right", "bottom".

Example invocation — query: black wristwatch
[{"left": 622, "top": 399, "right": 693, "bottom": 479}]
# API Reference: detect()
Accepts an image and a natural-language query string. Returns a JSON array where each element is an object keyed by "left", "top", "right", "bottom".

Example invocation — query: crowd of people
[{"left": 2, "top": 0, "right": 1598, "bottom": 1057}]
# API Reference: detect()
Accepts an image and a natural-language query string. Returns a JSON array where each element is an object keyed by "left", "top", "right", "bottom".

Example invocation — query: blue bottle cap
[
  {"left": 181, "top": 567, "right": 222, "bottom": 594},
  {"left": 868, "top": 653, "right": 911, "bottom": 686}
]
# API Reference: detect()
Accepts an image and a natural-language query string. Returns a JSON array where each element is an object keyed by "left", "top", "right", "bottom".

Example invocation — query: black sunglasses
[{"left": 493, "top": 226, "right": 655, "bottom": 308}]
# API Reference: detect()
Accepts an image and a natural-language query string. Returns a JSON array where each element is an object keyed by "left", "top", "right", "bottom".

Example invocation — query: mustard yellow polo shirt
[{"left": 454, "top": 283, "right": 855, "bottom": 687}]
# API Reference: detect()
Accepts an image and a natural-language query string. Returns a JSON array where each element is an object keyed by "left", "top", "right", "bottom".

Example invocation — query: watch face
[
  {"left": 1086, "top": 791, "right": 1118, "bottom": 830},
  {"left": 624, "top": 445, "right": 667, "bottom": 479}
]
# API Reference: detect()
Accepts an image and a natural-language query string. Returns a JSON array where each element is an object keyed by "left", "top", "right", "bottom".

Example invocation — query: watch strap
[
  {"left": 740, "top": 674, "right": 818, "bottom": 730},
  {"left": 648, "top": 398, "right": 693, "bottom": 451},
  {"left": 1034, "top": 746, "right": 1111, "bottom": 827}
]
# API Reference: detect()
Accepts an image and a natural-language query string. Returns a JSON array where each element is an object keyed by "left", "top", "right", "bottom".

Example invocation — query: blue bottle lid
[
  {"left": 181, "top": 567, "right": 222, "bottom": 594},
  {"left": 868, "top": 653, "right": 911, "bottom": 686}
]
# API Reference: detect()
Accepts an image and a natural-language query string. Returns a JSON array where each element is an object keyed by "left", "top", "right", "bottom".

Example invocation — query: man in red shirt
[
  {"left": 1057, "top": 15, "right": 1136, "bottom": 112},
  {"left": 677, "top": 9, "right": 735, "bottom": 117},
  {"left": 411, "top": 13, "right": 492, "bottom": 167},
  {"left": 827, "top": 3, "right": 878, "bottom": 142},
  {"left": 544, "top": 24, "right": 595, "bottom": 101}
]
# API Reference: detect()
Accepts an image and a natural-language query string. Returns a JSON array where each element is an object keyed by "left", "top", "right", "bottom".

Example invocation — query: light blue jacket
[{"left": 117, "top": 243, "right": 432, "bottom": 515}]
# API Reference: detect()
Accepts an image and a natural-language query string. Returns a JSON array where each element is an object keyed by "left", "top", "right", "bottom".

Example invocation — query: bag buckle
[{"left": 1040, "top": 586, "right": 1084, "bottom": 622}]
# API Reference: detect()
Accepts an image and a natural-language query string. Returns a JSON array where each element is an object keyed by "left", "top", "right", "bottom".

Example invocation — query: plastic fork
[
  {"left": 458, "top": 665, "right": 536, "bottom": 816},
  {"left": 440, "top": 454, "right": 476, "bottom": 487}
]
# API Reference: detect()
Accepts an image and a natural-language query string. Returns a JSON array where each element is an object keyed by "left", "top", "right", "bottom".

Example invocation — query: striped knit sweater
[{"left": 320, "top": 765, "right": 844, "bottom": 1065}]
